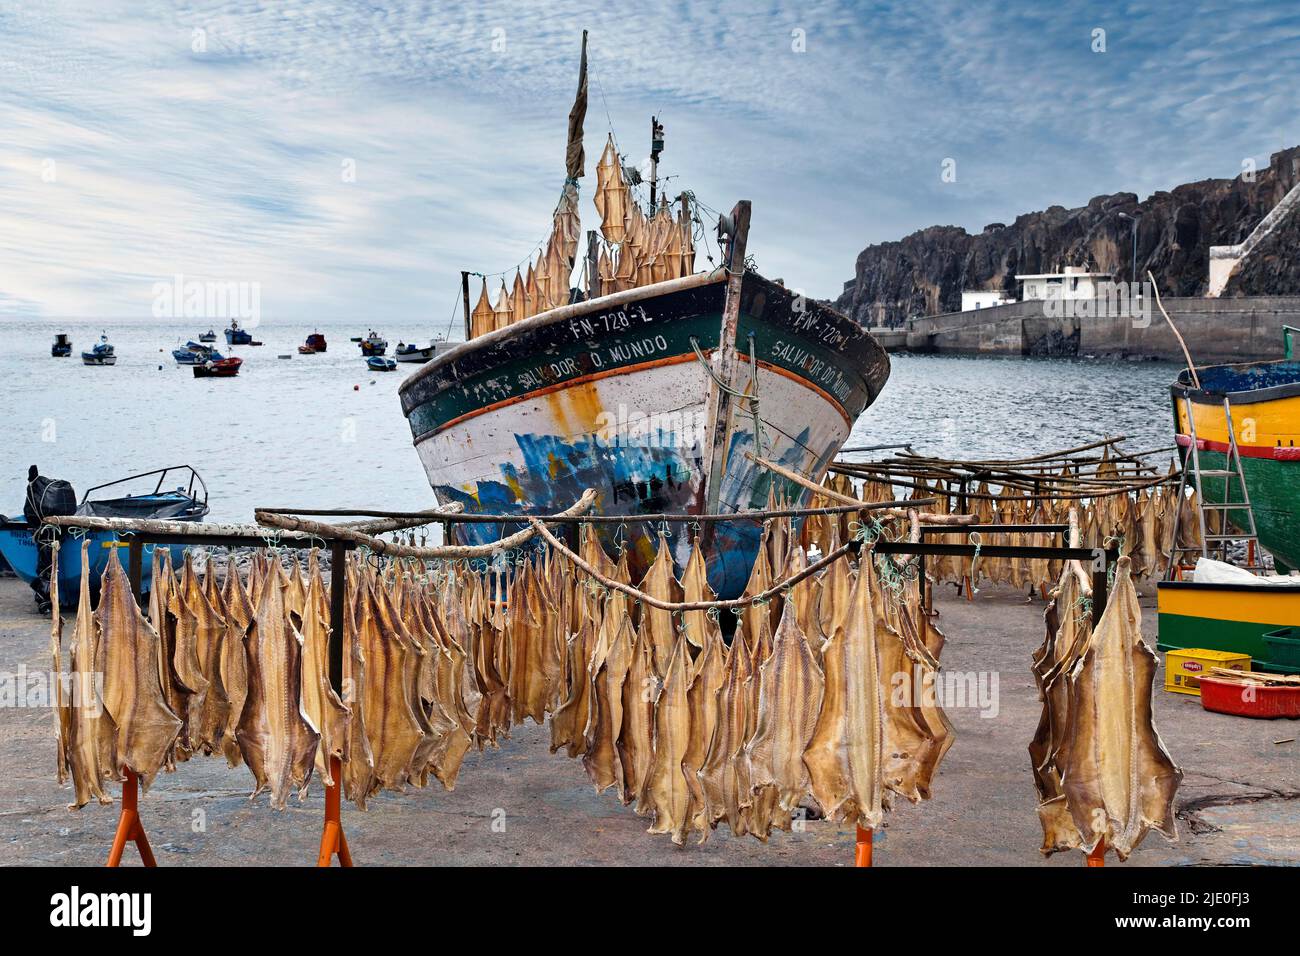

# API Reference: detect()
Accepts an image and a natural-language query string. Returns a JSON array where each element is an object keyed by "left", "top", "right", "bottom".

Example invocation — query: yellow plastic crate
[{"left": 1165, "top": 648, "right": 1251, "bottom": 696}]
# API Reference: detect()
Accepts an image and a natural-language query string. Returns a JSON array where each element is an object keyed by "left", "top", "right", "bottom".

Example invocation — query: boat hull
[
  {"left": 400, "top": 271, "right": 889, "bottom": 597},
  {"left": 1172, "top": 359, "right": 1300, "bottom": 572},
  {"left": 1157, "top": 580, "right": 1300, "bottom": 674}
]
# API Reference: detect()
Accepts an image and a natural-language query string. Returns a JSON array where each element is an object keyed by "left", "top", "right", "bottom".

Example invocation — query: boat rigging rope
[{"left": 687, "top": 333, "right": 766, "bottom": 459}]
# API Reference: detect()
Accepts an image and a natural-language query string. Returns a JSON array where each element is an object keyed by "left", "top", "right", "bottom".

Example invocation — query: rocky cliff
[{"left": 835, "top": 146, "right": 1300, "bottom": 326}]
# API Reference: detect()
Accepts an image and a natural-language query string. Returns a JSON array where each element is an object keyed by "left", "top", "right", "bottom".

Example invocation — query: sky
[{"left": 1, "top": 0, "right": 1297, "bottom": 325}]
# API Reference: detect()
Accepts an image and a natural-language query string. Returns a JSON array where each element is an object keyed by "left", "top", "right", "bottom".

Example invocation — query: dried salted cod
[
  {"left": 180, "top": 553, "right": 229, "bottom": 754},
  {"left": 698, "top": 622, "right": 753, "bottom": 836},
  {"left": 299, "top": 553, "right": 349, "bottom": 786},
  {"left": 637, "top": 534, "right": 682, "bottom": 676},
  {"left": 219, "top": 553, "right": 253, "bottom": 768},
  {"left": 341, "top": 564, "right": 378, "bottom": 808},
  {"left": 1059, "top": 558, "right": 1181, "bottom": 860},
  {"left": 508, "top": 564, "right": 550, "bottom": 726},
  {"left": 236, "top": 561, "right": 319, "bottom": 808},
  {"left": 374, "top": 580, "right": 436, "bottom": 787},
  {"left": 745, "top": 602, "right": 824, "bottom": 821},
  {"left": 682, "top": 626, "right": 726, "bottom": 841},
  {"left": 784, "top": 541, "right": 824, "bottom": 659},
  {"left": 165, "top": 554, "right": 210, "bottom": 750},
  {"left": 96, "top": 549, "right": 182, "bottom": 791},
  {"left": 49, "top": 540, "right": 70, "bottom": 785},
  {"left": 1030, "top": 556, "right": 1092, "bottom": 853},
  {"left": 420, "top": 590, "right": 473, "bottom": 790},
  {"left": 643, "top": 637, "right": 693, "bottom": 844},
  {"left": 679, "top": 537, "right": 714, "bottom": 651},
  {"left": 619, "top": 621, "right": 659, "bottom": 810},
  {"left": 356, "top": 578, "right": 423, "bottom": 791},
  {"left": 550, "top": 617, "right": 599, "bottom": 756},
  {"left": 581, "top": 611, "right": 634, "bottom": 794},
  {"left": 65, "top": 540, "right": 118, "bottom": 807}
]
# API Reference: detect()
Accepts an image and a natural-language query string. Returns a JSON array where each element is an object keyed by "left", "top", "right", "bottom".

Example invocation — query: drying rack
[{"left": 44, "top": 498, "right": 1119, "bottom": 869}]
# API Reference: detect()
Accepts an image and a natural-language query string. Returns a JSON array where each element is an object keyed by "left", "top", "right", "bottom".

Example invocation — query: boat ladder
[{"left": 1167, "top": 394, "right": 1265, "bottom": 576}]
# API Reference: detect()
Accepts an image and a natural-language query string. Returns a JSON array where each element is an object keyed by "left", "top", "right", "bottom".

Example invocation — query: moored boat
[
  {"left": 0, "top": 465, "right": 209, "bottom": 603},
  {"left": 82, "top": 333, "right": 117, "bottom": 366},
  {"left": 359, "top": 330, "right": 388, "bottom": 355},
  {"left": 298, "top": 345, "right": 316, "bottom": 354},
  {"left": 199, "top": 328, "right": 217, "bottom": 343},
  {"left": 225, "top": 320, "right": 254, "bottom": 345},
  {"left": 51, "top": 333, "right": 72, "bottom": 357},
  {"left": 1171, "top": 337, "right": 1300, "bottom": 572},
  {"left": 193, "top": 356, "right": 242, "bottom": 377},
  {"left": 173, "top": 342, "right": 224, "bottom": 365},
  {"left": 305, "top": 331, "right": 327, "bottom": 353},
  {"left": 394, "top": 340, "right": 453, "bottom": 363},
  {"left": 367, "top": 355, "right": 397, "bottom": 372},
  {"left": 398, "top": 35, "right": 889, "bottom": 598}
]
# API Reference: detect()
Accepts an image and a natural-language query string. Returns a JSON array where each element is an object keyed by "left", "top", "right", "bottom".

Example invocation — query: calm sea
[{"left": 0, "top": 318, "right": 1181, "bottom": 522}]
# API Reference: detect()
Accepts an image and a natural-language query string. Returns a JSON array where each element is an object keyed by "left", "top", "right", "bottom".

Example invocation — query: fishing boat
[
  {"left": 0, "top": 465, "right": 208, "bottom": 603},
  {"left": 199, "top": 328, "right": 218, "bottom": 343},
  {"left": 395, "top": 339, "right": 454, "bottom": 363},
  {"left": 193, "top": 356, "right": 243, "bottom": 378},
  {"left": 172, "top": 342, "right": 224, "bottom": 365},
  {"left": 367, "top": 355, "right": 397, "bottom": 372},
  {"left": 1170, "top": 331, "right": 1300, "bottom": 573},
  {"left": 305, "top": 331, "right": 327, "bottom": 353},
  {"left": 298, "top": 345, "right": 316, "bottom": 354},
  {"left": 225, "top": 320, "right": 254, "bottom": 345},
  {"left": 398, "top": 34, "right": 889, "bottom": 599},
  {"left": 359, "top": 331, "right": 388, "bottom": 356},
  {"left": 51, "top": 333, "right": 72, "bottom": 357},
  {"left": 81, "top": 334, "right": 117, "bottom": 366}
]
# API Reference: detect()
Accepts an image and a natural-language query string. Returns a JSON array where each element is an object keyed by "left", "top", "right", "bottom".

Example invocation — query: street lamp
[{"left": 1117, "top": 211, "right": 1141, "bottom": 286}]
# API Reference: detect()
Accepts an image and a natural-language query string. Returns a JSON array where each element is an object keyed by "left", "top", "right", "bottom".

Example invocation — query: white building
[
  {"left": 1017, "top": 266, "right": 1111, "bottom": 302},
  {"left": 960, "top": 290, "right": 1014, "bottom": 311}
]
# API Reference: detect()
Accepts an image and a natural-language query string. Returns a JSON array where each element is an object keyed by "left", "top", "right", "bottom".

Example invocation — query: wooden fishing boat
[
  {"left": 359, "top": 331, "right": 388, "bottom": 356},
  {"left": 1171, "top": 335, "right": 1300, "bottom": 572},
  {"left": 193, "top": 356, "right": 242, "bottom": 377},
  {"left": 305, "top": 331, "right": 327, "bottom": 352},
  {"left": 0, "top": 465, "right": 208, "bottom": 603},
  {"left": 399, "top": 34, "right": 889, "bottom": 598},
  {"left": 199, "top": 328, "right": 217, "bottom": 343},
  {"left": 224, "top": 320, "right": 254, "bottom": 345},
  {"left": 1157, "top": 578, "right": 1300, "bottom": 674},
  {"left": 51, "top": 333, "right": 72, "bottom": 357}
]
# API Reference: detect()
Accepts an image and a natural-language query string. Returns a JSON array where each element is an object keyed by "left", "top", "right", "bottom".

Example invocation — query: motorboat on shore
[{"left": 0, "top": 465, "right": 209, "bottom": 604}]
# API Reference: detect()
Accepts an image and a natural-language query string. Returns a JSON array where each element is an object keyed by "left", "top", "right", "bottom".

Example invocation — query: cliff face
[{"left": 835, "top": 146, "right": 1300, "bottom": 326}]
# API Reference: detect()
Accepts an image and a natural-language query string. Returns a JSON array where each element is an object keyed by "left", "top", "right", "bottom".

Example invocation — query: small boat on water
[
  {"left": 172, "top": 342, "right": 224, "bottom": 365},
  {"left": 395, "top": 338, "right": 455, "bottom": 363},
  {"left": 193, "top": 356, "right": 243, "bottom": 378},
  {"left": 82, "top": 334, "right": 117, "bottom": 366},
  {"left": 397, "top": 35, "right": 889, "bottom": 599},
  {"left": 199, "top": 328, "right": 217, "bottom": 343},
  {"left": 0, "top": 465, "right": 209, "bottom": 604},
  {"left": 305, "top": 331, "right": 327, "bottom": 353},
  {"left": 359, "top": 330, "right": 388, "bottom": 356},
  {"left": 225, "top": 320, "right": 254, "bottom": 345},
  {"left": 51, "top": 333, "right": 72, "bottom": 357},
  {"left": 298, "top": 345, "right": 316, "bottom": 354},
  {"left": 367, "top": 355, "right": 397, "bottom": 372}
]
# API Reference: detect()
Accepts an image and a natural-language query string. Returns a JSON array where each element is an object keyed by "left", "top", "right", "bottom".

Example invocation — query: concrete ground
[{"left": 1, "top": 576, "right": 1295, "bottom": 867}]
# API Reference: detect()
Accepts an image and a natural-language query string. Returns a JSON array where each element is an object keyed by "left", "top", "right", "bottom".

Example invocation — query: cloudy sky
[{"left": 1, "top": 0, "right": 1297, "bottom": 324}]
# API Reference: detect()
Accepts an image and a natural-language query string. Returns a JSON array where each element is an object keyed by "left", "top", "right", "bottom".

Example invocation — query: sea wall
[{"left": 899, "top": 296, "right": 1300, "bottom": 363}]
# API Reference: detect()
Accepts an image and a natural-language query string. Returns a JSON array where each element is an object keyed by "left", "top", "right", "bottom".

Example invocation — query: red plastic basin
[{"left": 1199, "top": 675, "right": 1300, "bottom": 719}]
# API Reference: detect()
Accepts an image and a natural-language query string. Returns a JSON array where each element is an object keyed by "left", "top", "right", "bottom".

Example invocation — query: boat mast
[{"left": 648, "top": 116, "right": 664, "bottom": 208}]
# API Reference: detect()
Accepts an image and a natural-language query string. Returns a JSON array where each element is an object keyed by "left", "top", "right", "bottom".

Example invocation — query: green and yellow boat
[{"left": 1158, "top": 331, "right": 1300, "bottom": 672}]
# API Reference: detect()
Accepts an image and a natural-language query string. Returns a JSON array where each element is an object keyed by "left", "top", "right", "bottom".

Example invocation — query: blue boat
[
  {"left": 52, "top": 333, "right": 72, "bottom": 357},
  {"left": 225, "top": 320, "right": 254, "bottom": 345},
  {"left": 81, "top": 334, "right": 117, "bottom": 366},
  {"left": 367, "top": 355, "right": 397, "bottom": 372},
  {"left": 173, "top": 342, "right": 225, "bottom": 365},
  {"left": 0, "top": 465, "right": 209, "bottom": 605},
  {"left": 198, "top": 329, "right": 217, "bottom": 343}
]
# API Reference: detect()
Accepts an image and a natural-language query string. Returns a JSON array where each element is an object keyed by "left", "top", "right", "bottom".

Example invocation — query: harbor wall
[{"left": 897, "top": 296, "right": 1300, "bottom": 363}]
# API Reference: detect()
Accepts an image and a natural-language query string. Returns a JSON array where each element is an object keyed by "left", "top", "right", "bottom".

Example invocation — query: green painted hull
[
  {"left": 1191, "top": 448, "right": 1299, "bottom": 572},
  {"left": 1156, "top": 611, "right": 1300, "bottom": 674}
]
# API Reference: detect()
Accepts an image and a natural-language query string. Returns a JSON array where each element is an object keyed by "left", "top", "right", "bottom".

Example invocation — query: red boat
[
  {"left": 306, "top": 331, "right": 327, "bottom": 353},
  {"left": 193, "top": 356, "right": 242, "bottom": 378}
]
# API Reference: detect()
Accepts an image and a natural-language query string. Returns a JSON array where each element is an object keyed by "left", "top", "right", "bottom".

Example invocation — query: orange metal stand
[
  {"left": 317, "top": 756, "right": 353, "bottom": 867},
  {"left": 854, "top": 825, "right": 873, "bottom": 867},
  {"left": 1086, "top": 841, "right": 1105, "bottom": 867},
  {"left": 106, "top": 769, "right": 156, "bottom": 867}
]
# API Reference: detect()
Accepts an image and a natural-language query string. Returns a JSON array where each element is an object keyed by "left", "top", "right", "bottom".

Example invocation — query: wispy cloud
[{"left": 1, "top": 0, "right": 1296, "bottom": 318}]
